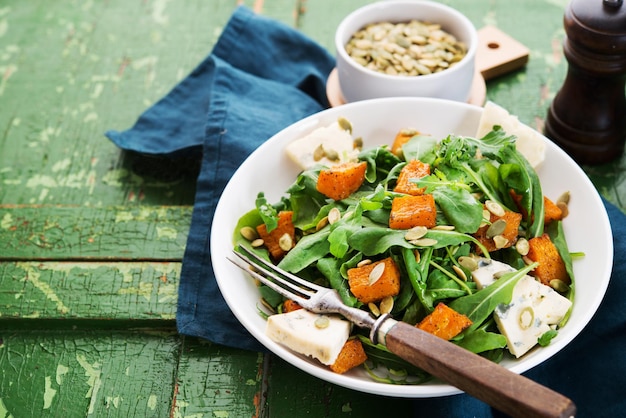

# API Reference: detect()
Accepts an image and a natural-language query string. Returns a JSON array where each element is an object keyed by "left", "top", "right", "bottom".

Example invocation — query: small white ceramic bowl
[{"left": 335, "top": 0, "right": 478, "bottom": 103}]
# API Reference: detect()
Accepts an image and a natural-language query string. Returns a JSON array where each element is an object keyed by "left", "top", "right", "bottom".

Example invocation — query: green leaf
[
  {"left": 449, "top": 262, "right": 538, "bottom": 331},
  {"left": 432, "top": 187, "right": 483, "bottom": 233},
  {"left": 256, "top": 192, "right": 279, "bottom": 232},
  {"left": 277, "top": 229, "right": 331, "bottom": 273},
  {"left": 455, "top": 328, "right": 507, "bottom": 354}
]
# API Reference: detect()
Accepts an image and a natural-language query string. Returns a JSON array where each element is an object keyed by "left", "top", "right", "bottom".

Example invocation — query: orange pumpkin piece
[
  {"left": 416, "top": 303, "right": 473, "bottom": 340},
  {"left": 389, "top": 194, "right": 437, "bottom": 229},
  {"left": 473, "top": 207, "right": 522, "bottom": 253},
  {"left": 391, "top": 129, "right": 419, "bottom": 157},
  {"left": 282, "top": 299, "right": 303, "bottom": 313},
  {"left": 256, "top": 211, "right": 295, "bottom": 261},
  {"left": 316, "top": 161, "right": 367, "bottom": 201},
  {"left": 526, "top": 233, "right": 570, "bottom": 286},
  {"left": 347, "top": 257, "right": 401, "bottom": 304},
  {"left": 543, "top": 197, "right": 564, "bottom": 225},
  {"left": 329, "top": 338, "right": 368, "bottom": 374},
  {"left": 394, "top": 159, "right": 431, "bottom": 195}
]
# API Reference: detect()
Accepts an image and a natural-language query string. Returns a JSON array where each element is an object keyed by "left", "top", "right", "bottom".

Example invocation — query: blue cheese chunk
[
  {"left": 285, "top": 121, "right": 358, "bottom": 170},
  {"left": 266, "top": 309, "right": 351, "bottom": 365},
  {"left": 471, "top": 258, "right": 572, "bottom": 358}
]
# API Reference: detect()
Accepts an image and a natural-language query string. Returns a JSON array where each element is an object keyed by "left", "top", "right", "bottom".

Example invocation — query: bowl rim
[
  {"left": 334, "top": 0, "right": 478, "bottom": 83},
  {"left": 211, "top": 96, "right": 614, "bottom": 398}
]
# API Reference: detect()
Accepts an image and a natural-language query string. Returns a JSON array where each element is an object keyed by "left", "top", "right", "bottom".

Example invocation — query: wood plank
[
  {"left": 264, "top": 356, "right": 416, "bottom": 416},
  {"left": 0, "top": 206, "right": 191, "bottom": 260},
  {"left": 173, "top": 337, "right": 264, "bottom": 418},
  {"left": 0, "top": 330, "right": 181, "bottom": 417},
  {"left": 0, "top": 261, "right": 178, "bottom": 323}
]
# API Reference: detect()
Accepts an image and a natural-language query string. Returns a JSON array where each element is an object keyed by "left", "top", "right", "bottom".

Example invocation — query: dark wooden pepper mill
[{"left": 544, "top": 0, "right": 626, "bottom": 164}]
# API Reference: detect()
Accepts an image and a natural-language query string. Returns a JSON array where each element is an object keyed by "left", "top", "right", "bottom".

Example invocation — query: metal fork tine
[
  {"left": 227, "top": 255, "right": 311, "bottom": 306},
  {"left": 236, "top": 244, "right": 324, "bottom": 292}
]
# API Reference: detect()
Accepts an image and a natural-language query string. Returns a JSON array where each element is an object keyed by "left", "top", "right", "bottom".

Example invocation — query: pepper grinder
[{"left": 544, "top": 0, "right": 626, "bottom": 164}]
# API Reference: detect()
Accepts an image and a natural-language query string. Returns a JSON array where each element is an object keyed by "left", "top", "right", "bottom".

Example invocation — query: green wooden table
[{"left": 1, "top": 1, "right": 624, "bottom": 417}]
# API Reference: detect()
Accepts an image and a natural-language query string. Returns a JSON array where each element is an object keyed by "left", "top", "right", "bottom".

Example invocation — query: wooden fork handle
[{"left": 382, "top": 321, "right": 576, "bottom": 418}]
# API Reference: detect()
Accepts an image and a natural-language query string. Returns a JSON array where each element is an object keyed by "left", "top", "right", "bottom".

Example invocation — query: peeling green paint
[
  {"left": 104, "top": 396, "right": 120, "bottom": 409},
  {"left": 213, "top": 411, "right": 229, "bottom": 418},
  {"left": 156, "top": 226, "right": 177, "bottom": 240},
  {"left": 43, "top": 376, "right": 57, "bottom": 409},
  {"left": 0, "top": 397, "right": 14, "bottom": 418},
  {"left": 147, "top": 394, "right": 158, "bottom": 410},
  {"left": 26, "top": 174, "right": 58, "bottom": 188},
  {"left": 56, "top": 364, "right": 69, "bottom": 385},
  {"left": 18, "top": 263, "right": 69, "bottom": 314},
  {"left": 0, "top": 213, "right": 12, "bottom": 229},
  {"left": 118, "top": 282, "right": 153, "bottom": 302},
  {"left": 76, "top": 354, "right": 102, "bottom": 415}
]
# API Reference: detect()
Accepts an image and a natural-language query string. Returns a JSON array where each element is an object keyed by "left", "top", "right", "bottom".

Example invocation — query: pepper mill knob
[{"left": 544, "top": 0, "right": 626, "bottom": 164}]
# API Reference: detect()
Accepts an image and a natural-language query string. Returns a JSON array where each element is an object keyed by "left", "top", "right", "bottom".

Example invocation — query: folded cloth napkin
[
  {"left": 106, "top": 5, "right": 626, "bottom": 417},
  {"left": 107, "top": 6, "right": 335, "bottom": 352}
]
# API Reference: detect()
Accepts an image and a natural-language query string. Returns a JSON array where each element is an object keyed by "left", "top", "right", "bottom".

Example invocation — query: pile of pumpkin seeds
[{"left": 345, "top": 20, "right": 467, "bottom": 76}]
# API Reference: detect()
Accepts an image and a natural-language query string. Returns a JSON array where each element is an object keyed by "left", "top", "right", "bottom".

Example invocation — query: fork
[{"left": 229, "top": 245, "right": 576, "bottom": 418}]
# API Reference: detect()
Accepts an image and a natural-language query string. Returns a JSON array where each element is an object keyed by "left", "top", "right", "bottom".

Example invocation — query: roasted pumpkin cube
[
  {"left": 329, "top": 338, "right": 368, "bottom": 374},
  {"left": 526, "top": 233, "right": 570, "bottom": 286},
  {"left": 416, "top": 303, "right": 472, "bottom": 340},
  {"left": 347, "top": 257, "right": 401, "bottom": 304},
  {"left": 282, "top": 299, "right": 303, "bottom": 313},
  {"left": 543, "top": 197, "right": 564, "bottom": 225},
  {"left": 316, "top": 161, "right": 367, "bottom": 201},
  {"left": 394, "top": 159, "right": 430, "bottom": 196},
  {"left": 256, "top": 211, "right": 295, "bottom": 261},
  {"left": 389, "top": 194, "right": 437, "bottom": 229},
  {"left": 473, "top": 207, "right": 522, "bottom": 253},
  {"left": 390, "top": 128, "right": 420, "bottom": 157}
]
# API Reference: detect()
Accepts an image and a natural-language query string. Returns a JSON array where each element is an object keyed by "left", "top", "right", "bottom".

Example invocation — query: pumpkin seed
[
  {"left": 550, "top": 279, "right": 570, "bottom": 293},
  {"left": 278, "top": 233, "right": 293, "bottom": 252},
  {"left": 337, "top": 116, "right": 352, "bottom": 133},
  {"left": 313, "top": 144, "right": 325, "bottom": 161},
  {"left": 518, "top": 306, "right": 534, "bottom": 330},
  {"left": 240, "top": 226, "right": 258, "bottom": 241},
  {"left": 315, "top": 315, "right": 330, "bottom": 329},
  {"left": 251, "top": 238, "right": 265, "bottom": 248},
  {"left": 486, "top": 219, "right": 507, "bottom": 238},
  {"left": 452, "top": 265, "right": 467, "bottom": 281},
  {"left": 557, "top": 191, "right": 570, "bottom": 205},
  {"left": 404, "top": 225, "right": 428, "bottom": 241},
  {"left": 515, "top": 237, "right": 530, "bottom": 256},
  {"left": 493, "top": 235, "right": 508, "bottom": 249},
  {"left": 410, "top": 238, "right": 438, "bottom": 247},
  {"left": 557, "top": 201, "right": 569, "bottom": 218},
  {"left": 433, "top": 225, "right": 455, "bottom": 231},
  {"left": 316, "top": 216, "right": 329, "bottom": 231},
  {"left": 485, "top": 200, "right": 505, "bottom": 217},
  {"left": 345, "top": 19, "right": 467, "bottom": 77},
  {"left": 328, "top": 207, "right": 341, "bottom": 224},
  {"left": 353, "top": 137, "right": 364, "bottom": 149},
  {"left": 325, "top": 148, "right": 340, "bottom": 161},
  {"left": 380, "top": 295, "right": 394, "bottom": 314},
  {"left": 368, "top": 262, "right": 386, "bottom": 285},
  {"left": 368, "top": 302, "right": 381, "bottom": 317},
  {"left": 357, "top": 259, "right": 373, "bottom": 268},
  {"left": 458, "top": 256, "right": 478, "bottom": 271}
]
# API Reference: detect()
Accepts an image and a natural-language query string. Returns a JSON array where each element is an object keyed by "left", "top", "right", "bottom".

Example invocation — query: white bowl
[
  {"left": 335, "top": 1, "right": 478, "bottom": 103},
  {"left": 211, "top": 97, "right": 613, "bottom": 397}
]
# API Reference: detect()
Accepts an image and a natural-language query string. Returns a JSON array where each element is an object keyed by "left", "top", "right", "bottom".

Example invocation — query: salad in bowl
[{"left": 211, "top": 98, "right": 612, "bottom": 397}]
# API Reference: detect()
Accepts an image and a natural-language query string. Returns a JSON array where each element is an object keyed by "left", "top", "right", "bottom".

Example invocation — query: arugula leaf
[
  {"left": 448, "top": 262, "right": 538, "bottom": 331},
  {"left": 431, "top": 186, "right": 483, "bottom": 233},
  {"left": 255, "top": 192, "right": 279, "bottom": 232}
]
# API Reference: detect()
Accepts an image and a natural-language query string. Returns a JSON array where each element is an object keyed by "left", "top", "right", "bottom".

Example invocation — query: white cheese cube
[
  {"left": 266, "top": 309, "right": 351, "bottom": 365},
  {"left": 494, "top": 275, "right": 572, "bottom": 358},
  {"left": 285, "top": 121, "right": 358, "bottom": 170},
  {"left": 471, "top": 259, "right": 515, "bottom": 289},
  {"left": 476, "top": 101, "right": 546, "bottom": 169}
]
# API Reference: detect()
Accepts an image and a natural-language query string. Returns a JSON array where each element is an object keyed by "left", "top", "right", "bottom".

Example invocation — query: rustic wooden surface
[{"left": 1, "top": 0, "right": 624, "bottom": 417}]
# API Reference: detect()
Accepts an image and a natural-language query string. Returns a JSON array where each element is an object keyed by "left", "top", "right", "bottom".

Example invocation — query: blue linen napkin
[
  {"left": 105, "top": 5, "right": 626, "bottom": 417},
  {"left": 107, "top": 6, "right": 335, "bottom": 352}
]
